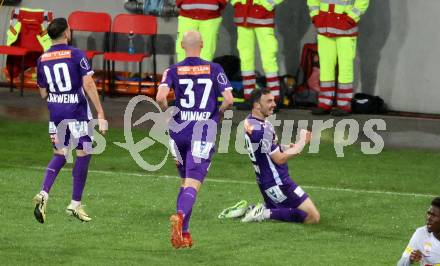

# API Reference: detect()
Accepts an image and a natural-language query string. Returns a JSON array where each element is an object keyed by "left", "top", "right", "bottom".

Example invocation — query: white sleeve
[
  {"left": 396, "top": 256, "right": 410, "bottom": 266},
  {"left": 397, "top": 229, "right": 422, "bottom": 266}
]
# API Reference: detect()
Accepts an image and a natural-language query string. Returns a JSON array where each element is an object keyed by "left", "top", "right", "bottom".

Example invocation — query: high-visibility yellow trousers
[
  {"left": 237, "top": 26, "right": 280, "bottom": 100},
  {"left": 176, "top": 16, "right": 222, "bottom": 62},
  {"left": 317, "top": 34, "right": 357, "bottom": 111}
]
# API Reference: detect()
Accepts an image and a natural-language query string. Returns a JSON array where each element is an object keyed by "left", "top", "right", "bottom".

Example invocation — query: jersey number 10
[{"left": 43, "top": 63, "right": 72, "bottom": 92}]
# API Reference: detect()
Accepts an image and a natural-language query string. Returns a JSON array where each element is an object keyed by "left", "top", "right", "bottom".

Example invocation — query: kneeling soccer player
[
  {"left": 32, "top": 18, "right": 107, "bottom": 223},
  {"left": 234, "top": 88, "right": 320, "bottom": 224}
]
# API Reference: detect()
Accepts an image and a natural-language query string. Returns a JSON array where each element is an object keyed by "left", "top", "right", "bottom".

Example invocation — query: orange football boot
[
  {"left": 181, "top": 232, "right": 193, "bottom": 248},
  {"left": 170, "top": 213, "right": 184, "bottom": 248}
]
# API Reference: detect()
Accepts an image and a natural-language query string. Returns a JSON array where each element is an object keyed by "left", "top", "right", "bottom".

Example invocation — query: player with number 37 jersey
[
  {"left": 158, "top": 49, "right": 233, "bottom": 184},
  {"left": 160, "top": 57, "right": 232, "bottom": 127},
  {"left": 156, "top": 30, "right": 234, "bottom": 249}
]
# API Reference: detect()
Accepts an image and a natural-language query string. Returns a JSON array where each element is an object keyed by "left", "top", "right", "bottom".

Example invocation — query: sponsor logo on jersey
[
  {"left": 192, "top": 140, "right": 213, "bottom": 159},
  {"left": 69, "top": 121, "right": 88, "bottom": 138},
  {"left": 177, "top": 65, "right": 211, "bottom": 75},
  {"left": 264, "top": 185, "right": 287, "bottom": 203},
  {"left": 80, "top": 57, "right": 90, "bottom": 70},
  {"left": 424, "top": 242, "right": 432, "bottom": 256},
  {"left": 217, "top": 72, "right": 228, "bottom": 85},
  {"left": 41, "top": 50, "right": 72, "bottom": 61}
]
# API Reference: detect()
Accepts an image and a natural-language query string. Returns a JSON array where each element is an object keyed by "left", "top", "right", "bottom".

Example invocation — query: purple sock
[
  {"left": 176, "top": 187, "right": 193, "bottom": 232},
  {"left": 182, "top": 209, "right": 192, "bottom": 233},
  {"left": 41, "top": 154, "right": 66, "bottom": 193},
  {"left": 72, "top": 155, "right": 92, "bottom": 201},
  {"left": 270, "top": 208, "right": 307, "bottom": 223},
  {"left": 176, "top": 187, "right": 184, "bottom": 210},
  {"left": 176, "top": 187, "right": 198, "bottom": 224}
]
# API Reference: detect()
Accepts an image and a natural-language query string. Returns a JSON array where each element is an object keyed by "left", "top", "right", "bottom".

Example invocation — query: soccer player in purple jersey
[
  {"left": 156, "top": 30, "right": 234, "bottom": 248},
  {"left": 32, "top": 18, "right": 107, "bottom": 223},
  {"left": 241, "top": 88, "right": 320, "bottom": 224}
]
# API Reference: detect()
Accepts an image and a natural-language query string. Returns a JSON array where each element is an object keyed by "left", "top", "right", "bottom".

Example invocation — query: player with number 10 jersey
[
  {"left": 37, "top": 38, "right": 93, "bottom": 123},
  {"left": 32, "top": 18, "right": 106, "bottom": 224}
]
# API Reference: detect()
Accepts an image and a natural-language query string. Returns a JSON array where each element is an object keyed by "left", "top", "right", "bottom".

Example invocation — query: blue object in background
[
  {"left": 128, "top": 31, "right": 135, "bottom": 55},
  {"left": 231, "top": 80, "right": 243, "bottom": 90},
  {"left": 143, "top": 0, "right": 165, "bottom": 15}
]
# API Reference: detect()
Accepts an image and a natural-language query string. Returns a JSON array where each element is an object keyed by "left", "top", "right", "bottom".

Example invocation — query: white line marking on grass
[{"left": 2, "top": 164, "right": 437, "bottom": 198}]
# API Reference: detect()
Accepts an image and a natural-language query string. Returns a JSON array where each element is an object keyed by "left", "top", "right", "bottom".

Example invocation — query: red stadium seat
[
  {"left": 103, "top": 14, "right": 158, "bottom": 98},
  {"left": 0, "top": 46, "right": 28, "bottom": 94},
  {"left": 68, "top": 11, "right": 112, "bottom": 62},
  {"left": 0, "top": 8, "right": 52, "bottom": 96}
]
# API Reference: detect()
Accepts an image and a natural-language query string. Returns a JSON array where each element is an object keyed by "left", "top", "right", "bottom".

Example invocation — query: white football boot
[{"left": 241, "top": 203, "right": 266, "bottom": 223}]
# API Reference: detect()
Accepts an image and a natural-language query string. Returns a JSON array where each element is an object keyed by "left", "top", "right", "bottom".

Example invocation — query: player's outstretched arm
[
  {"left": 156, "top": 84, "right": 170, "bottom": 111},
  {"left": 219, "top": 90, "right": 234, "bottom": 114},
  {"left": 270, "top": 129, "right": 311, "bottom": 165},
  {"left": 83, "top": 75, "right": 107, "bottom": 134}
]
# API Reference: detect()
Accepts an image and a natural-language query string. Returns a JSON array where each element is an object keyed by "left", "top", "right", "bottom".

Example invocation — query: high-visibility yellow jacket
[
  {"left": 307, "top": 0, "right": 369, "bottom": 37},
  {"left": 6, "top": 8, "right": 52, "bottom": 51},
  {"left": 231, "top": 0, "right": 283, "bottom": 28}
]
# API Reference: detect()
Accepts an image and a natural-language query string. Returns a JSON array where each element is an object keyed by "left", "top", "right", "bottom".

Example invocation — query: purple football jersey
[
  {"left": 244, "top": 114, "right": 291, "bottom": 190},
  {"left": 37, "top": 44, "right": 94, "bottom": 123},
  {"left": 160, "top": 57, "right": 232, "bottom": 132}
]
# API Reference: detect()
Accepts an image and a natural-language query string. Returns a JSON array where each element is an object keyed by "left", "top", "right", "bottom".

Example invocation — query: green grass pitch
[{"left": 0, "top": 118, "right": 438, "bottom": 265}]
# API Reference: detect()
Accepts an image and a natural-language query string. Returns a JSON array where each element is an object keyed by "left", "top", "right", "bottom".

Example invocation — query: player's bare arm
[
  {"left": 270, "top": 129, "right": 311, "bottom": 165},
  {"left": 39, "top": 87, "right": 48, "bottom": 99},
  {"left": 83, "top": 75, "right": 107, "bottom": 134},
  {"left": 156, "top": 84, "right": 170, "bottom": 111},
  {"left": 219, "top": 89, "right": 234, "bottom": 114}
]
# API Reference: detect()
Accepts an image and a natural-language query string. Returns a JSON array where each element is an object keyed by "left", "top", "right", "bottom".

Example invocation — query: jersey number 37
[{"left": 179, "top": 78, "right": 212, "bottom": 109}]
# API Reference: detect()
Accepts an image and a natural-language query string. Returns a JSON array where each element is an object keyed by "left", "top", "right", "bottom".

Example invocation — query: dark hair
[
  {"left": 249, "top": 88, "right": 272, "bottom": 107},
  {"left": 47, "top": 18, "right": 68, "bottom": 40},
  {"left": 432, "top": 197, "right": 440, "bottom": 208}
]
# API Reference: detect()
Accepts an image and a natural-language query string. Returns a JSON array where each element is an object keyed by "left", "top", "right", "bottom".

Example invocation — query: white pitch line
[{"left": 2, "top": 164, "right": 437, "bottom": 198}]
